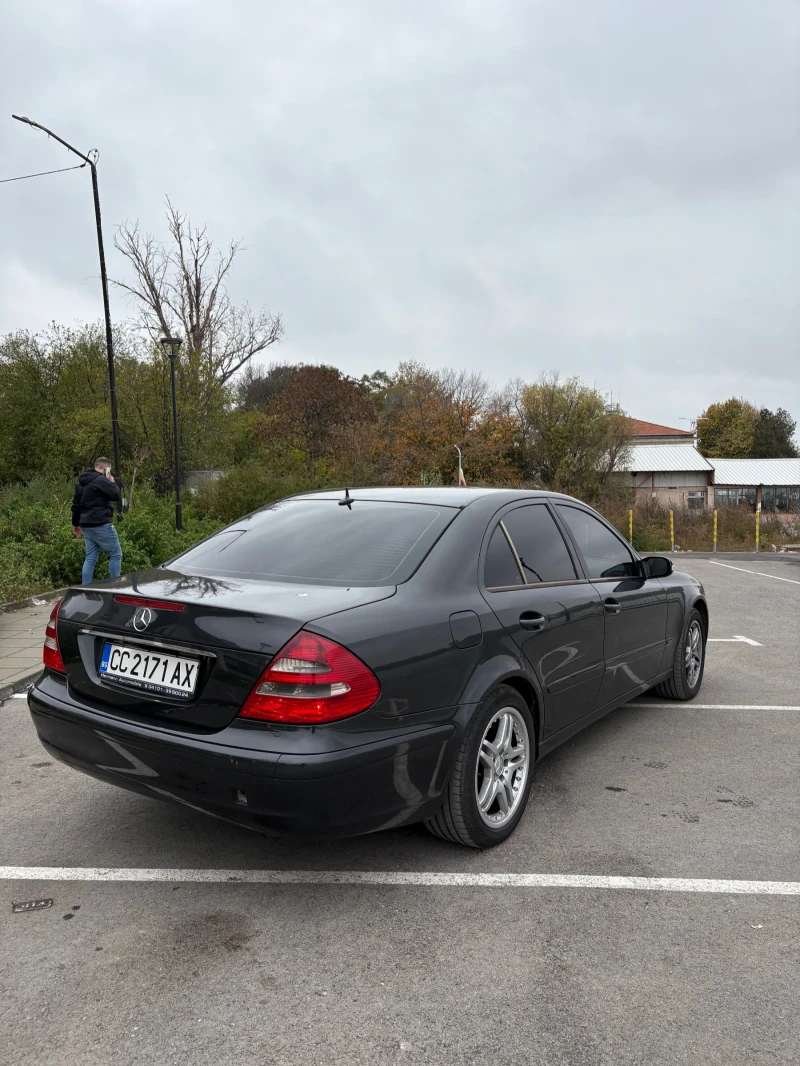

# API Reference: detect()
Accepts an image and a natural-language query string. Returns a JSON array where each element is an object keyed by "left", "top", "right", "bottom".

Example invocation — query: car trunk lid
[{"left": 56, "top": 568, "right": 395, "bottom": 731}]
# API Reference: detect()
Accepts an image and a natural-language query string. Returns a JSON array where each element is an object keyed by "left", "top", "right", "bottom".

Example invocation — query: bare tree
[{"left": 114, "top": 201, "right": 283, "bottom": 385}]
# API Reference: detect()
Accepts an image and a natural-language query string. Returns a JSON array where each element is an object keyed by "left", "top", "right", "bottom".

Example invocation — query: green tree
[
  {"left": 750, "top": 407, "right": 798, "bottom": 458},
  {"left": 0, "top": 323, "right": 239, "bottom": 490},
  {"left": 697, "top": 399, "right": 758, "bottom": 457},
  {"left": 0, "top": 324, "right": 133, "bottom": 482},
  {"left": 516, "top": 373, "right": 631, "bottom": 497}
]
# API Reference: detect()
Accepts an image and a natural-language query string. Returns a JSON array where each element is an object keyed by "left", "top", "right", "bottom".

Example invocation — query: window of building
[
  {"left": 715, "top": 487, "right": 757, "bottom": 510},
  {"left": 762, "top": 486, "right": 799, "bottom": 512},
  {"left": 687, "top": 492, "right": 706, "bottom": 510}
]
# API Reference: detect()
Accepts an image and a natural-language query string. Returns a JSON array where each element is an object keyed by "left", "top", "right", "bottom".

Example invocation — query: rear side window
[
  {"left": 555, "top": 505, "right": 638, "bottom": 579},
  {"left": 501, "top": 505, "right": 577, "bottom": 583},
  {"left": 172, "top": 500, "right": 454, "bottom": 586},
  {"left": 484, "top": 527, "right": 523, "bottom": 588}
]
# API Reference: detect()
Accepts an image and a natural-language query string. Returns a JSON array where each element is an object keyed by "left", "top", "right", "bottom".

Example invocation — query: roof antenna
[{"left": 339, "top": 487, "right": 353, "bottom": 509}]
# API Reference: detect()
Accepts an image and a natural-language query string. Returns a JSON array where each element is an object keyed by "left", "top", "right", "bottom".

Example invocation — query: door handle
[
  {"left": 604, "top": 598, "right": 621, "bottom": 614},
  {"left": 519, "top": 612, "right": 547, "bottom": 631}
]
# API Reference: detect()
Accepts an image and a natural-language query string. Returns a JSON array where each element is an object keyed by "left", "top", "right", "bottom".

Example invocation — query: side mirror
[{"left": 641, "top": 555, "right": 673, "bottom": 579}]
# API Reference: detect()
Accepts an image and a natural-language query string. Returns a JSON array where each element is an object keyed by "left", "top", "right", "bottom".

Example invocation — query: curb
[
  {"left": 0, "top": 669, "right": 40, "bottom": 703},
  {"left": 0, "top": 587, "right": 69, "bottom": 615}
]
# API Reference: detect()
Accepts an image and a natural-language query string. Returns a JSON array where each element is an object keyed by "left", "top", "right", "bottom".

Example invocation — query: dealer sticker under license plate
[{"left": 99, "top": 642, "right": 199, "bottom": 698}]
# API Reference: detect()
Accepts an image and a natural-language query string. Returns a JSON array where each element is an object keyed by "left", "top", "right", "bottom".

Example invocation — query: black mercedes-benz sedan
[{"left": 28, "top": 487, "right": 708, "bottom": 847}]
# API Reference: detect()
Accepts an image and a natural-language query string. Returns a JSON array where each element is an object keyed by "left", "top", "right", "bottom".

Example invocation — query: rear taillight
[
  {"left": 238, "top": 632, "right": 380, "bottom": 724},
  {"left": 43, "top": 598, "right": 65, "bottom": 674}
]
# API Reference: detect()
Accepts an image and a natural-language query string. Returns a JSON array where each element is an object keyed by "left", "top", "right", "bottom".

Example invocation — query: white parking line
[
  {"left": 0, "top": 867, "right": 798, "bottom": 895},
  {"left": 708, "top": 635, "right": 762, "bottom": 645},
  {"left": 628, "top": 703, "right": 799, "bottom": 711},
  {"left": 708, "top": 561, "right": 800, "bottom": 585}
]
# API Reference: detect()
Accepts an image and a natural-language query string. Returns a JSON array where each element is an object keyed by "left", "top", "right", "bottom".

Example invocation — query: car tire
[
  {"left": 655, "top": 607, "right": 706, "bottom": 701},
  {"left": 425, "top": 685, "right": 535, "bottom": 848}
]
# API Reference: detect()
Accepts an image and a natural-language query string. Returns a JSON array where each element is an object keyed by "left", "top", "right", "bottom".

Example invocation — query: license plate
[{"left": 99, "top": 642, "right": 199, "bottom": 699}]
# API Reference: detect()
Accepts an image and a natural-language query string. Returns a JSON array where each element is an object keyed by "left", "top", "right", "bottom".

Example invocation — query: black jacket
[{"left": 71, "top": 469, "right": 121, "bottom": 528}]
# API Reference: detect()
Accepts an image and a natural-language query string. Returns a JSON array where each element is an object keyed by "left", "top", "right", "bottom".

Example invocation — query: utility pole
[{"left": 12, "top": 115, "right": 122, "bottom": 501}]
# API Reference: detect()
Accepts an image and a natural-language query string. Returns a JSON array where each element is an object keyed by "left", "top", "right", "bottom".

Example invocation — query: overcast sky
[{"left": 2, "top": 0, "right": 798, "bottom": 429}]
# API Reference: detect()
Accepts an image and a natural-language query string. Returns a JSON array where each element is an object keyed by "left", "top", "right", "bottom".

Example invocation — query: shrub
[
  {"left": 191, "top": 457, "right": 324, "bottom": 524},
  {"left": 0, "top": 480, "right": 223, "bottom": 602}
]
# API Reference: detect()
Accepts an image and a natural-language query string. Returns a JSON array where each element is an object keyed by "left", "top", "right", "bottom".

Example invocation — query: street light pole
[
  {"left": 11, "top": 114, "right": 122, "bottom": 501},
  {"left": 160, "top": 337, "right": 183, "bottom": 530}
]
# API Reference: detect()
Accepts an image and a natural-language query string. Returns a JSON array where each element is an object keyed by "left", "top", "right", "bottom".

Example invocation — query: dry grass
[{"left": 596, "top": 490, "right": 800, "bottom": 554}]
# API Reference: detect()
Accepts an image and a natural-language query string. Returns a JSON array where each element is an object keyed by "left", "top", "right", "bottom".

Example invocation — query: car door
[
  {"left": 554, "top": 504, "right": 668, "bottom": 707},
  {"left": 481, "top": 503, "right": 605, "bottom": 740}
]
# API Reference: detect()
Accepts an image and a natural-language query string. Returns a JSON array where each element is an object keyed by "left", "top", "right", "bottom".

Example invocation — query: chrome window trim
[
  {"left": 498, "top": 519, "right": 526, "bottom": 585},
  {"left": 486, "top": 578, "right": 592, "bottom": 592}
]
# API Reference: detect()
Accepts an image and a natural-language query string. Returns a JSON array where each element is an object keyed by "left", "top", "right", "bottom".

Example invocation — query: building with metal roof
[
  {"left": 708, "top": 458, "right": 800, "bottom": 514},
  {"left": 707, "top": 458, "right": 800, "bottom": 486},
  {"left": 615, "top": 445, "right": 712, "bottom": 509},
  {"left": 614, "top": 447, "right": 800, "bottom": 512},
  {"left": 622, "top": 445, "right": 712, "bottom": 473}
]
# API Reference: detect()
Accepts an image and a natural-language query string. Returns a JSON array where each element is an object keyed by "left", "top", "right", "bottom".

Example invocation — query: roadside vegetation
[
  {"left": 601, "top": 496, "right": 799, "bottom": 555},
  {"left": 0, "top": 478, "right": 221, "bottom": 603}
]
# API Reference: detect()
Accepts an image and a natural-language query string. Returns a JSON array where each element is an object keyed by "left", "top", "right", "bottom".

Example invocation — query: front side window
[
  {"left": 500, "top": 505, "right": 577, "bottom": 584},
  {"left": 555, "top": 506, "right": 638, "bottom": 580}
]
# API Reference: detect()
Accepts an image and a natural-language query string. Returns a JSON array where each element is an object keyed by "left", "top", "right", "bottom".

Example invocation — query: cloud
[
  {"left": 0, "top": 261, "right": 103, "bottom": 334},
  {"left": 1, "top": 0, "right": 798, "bottom": 428}
]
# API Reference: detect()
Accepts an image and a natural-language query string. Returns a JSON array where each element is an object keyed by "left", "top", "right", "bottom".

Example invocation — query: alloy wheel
[
  {"left": 685, "top": 620, "right": 703, "bottom": 688},
  {"left": 475, "top": 706, "right": 530, "bottom": 828}
]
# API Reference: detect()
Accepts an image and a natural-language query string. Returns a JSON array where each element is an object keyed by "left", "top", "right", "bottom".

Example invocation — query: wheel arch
[
  {"left": 457, "top": 652, "right": 544, "bottom": 757},
  {"left": 489, "top": 675, "right": 541, "bottom": 759},
  {"left": 691, "top": 595, "right": 709, "bottom": 634}
]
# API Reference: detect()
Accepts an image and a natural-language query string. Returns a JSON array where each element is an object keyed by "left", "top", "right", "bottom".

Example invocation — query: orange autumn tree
[
  {"left": 374, "top": 361, "right": 519, "bottom": 485},
  {"left": 259, "top": 364, "right": 378, "bottom": 482}
]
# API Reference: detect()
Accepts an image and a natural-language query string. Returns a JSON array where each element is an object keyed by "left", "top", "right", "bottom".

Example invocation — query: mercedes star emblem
[{"left": 132, "top": 607, "right": 154, "bottom": 632}]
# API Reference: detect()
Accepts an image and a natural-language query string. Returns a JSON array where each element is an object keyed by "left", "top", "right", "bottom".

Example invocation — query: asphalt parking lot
[{"left": 2, "top": 555, "right": 799, "bottom": 1066}]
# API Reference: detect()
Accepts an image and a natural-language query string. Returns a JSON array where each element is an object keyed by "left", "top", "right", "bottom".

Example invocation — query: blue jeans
[{"left": 81, "top": 523, "right": 123, "bottom": 584}]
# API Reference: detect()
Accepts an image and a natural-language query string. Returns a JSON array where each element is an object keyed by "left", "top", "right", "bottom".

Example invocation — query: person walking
[{"left": 72, "top": 457, "right": 123, "bottom": 584}]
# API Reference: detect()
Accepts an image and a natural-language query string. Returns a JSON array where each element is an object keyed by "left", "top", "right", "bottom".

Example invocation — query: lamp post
[
  {"left": 12, "top": 114, "right": 121, "bottom": 502},
  {"left": 160, "top": 336, "right": 183, "bottom": 530}
]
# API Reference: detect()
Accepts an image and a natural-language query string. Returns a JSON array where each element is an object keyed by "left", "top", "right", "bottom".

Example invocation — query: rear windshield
[{"left": 170, "top": 499, "right": 455, "bottom": 586}]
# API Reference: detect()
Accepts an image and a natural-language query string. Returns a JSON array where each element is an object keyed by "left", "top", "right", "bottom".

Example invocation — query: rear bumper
[{"left": 27, "top": 683, "right": 456, "bottom": 838}]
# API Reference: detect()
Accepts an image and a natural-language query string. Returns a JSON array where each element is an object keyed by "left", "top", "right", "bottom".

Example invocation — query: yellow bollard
[
  {"left": 628, "top": 509, "right": 633, "bottom": 545},
  {"left": 755, "top": 509, "right": 760, "bottom": 553},
  {"left": 669, "top": 509, "right": 674, "bottom": 552},
  {"left": 713, "top": 510, "right": 718, "bottom": 553}
]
